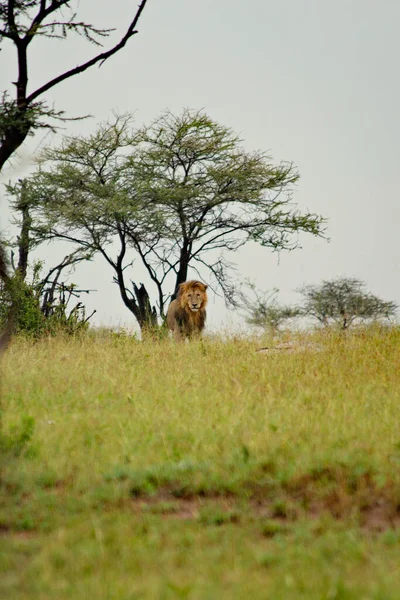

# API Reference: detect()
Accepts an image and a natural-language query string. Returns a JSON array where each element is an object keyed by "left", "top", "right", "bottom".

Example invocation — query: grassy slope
[{"left": 1, "top": 329, "right": 400, "bottom": 599}]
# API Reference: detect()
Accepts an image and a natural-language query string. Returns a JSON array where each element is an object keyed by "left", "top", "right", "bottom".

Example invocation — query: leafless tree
[{"left": 240, "top": 284, "right": 301, "bottom": 334}]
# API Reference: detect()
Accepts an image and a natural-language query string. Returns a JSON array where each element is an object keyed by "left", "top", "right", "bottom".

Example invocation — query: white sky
[{"left": 1, "top": 0, "right": 399, "bottom": 331}]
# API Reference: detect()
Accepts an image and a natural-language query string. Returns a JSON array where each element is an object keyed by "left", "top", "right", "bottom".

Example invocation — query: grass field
[{"left": 1, "top": 328, "right": 400, "bottom": 599}]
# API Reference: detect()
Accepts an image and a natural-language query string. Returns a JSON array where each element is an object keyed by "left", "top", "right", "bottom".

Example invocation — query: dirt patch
[
  {"left": 360, "top": 499, "right": 400, "bottom": 532},
  {"left": 129, "top": 473, "right": 400, "bottom": 533},
  {"left": 0, "top": 523, "right": 37, "bottom": 538},
  {"left": 135, "top": 496, "right": 201, "bottom": 520},
  {"left": 131, "top": 491, "right": 239, "bottom": 521}
]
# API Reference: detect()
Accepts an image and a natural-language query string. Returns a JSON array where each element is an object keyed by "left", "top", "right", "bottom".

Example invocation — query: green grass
[{"left": 1, "top": 328, "right": 400, "bottom": 598}]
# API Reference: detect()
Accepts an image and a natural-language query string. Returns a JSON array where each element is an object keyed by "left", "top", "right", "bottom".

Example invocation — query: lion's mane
[{"left": 166, "top": 280, "right": 208, "bottom": 340}]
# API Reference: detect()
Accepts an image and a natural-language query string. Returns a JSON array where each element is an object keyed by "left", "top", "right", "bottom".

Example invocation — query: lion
[{"left": 166, "top": 280, "right": 208, "bottom": 341}]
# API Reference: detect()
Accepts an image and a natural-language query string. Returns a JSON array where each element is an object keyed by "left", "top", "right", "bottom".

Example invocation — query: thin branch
[
  {"left": 133, "top": 240, "right": 165, "bottom": 314},
  {"left": 84, "top": 309, "right": 96, "bottom": 324},
  {"left": 25, "top": 0, "right": 71, "bottom": 44},
  {"left": 191, "top": 225, "right": 249, "bottom": 258},
  {"left": 35, "top": 229, "right": 94, "bottom": 250},
  {"left": 6, "top": 0, "right": 19, "bottom": 41},
  {"left": 0, "top": 27, "right": 14, "bottom": 39},
  {"left": 26, "top": 0, "right": 149, "bottom": 104},
  {"left": 191, "top": 255, "right": 223, "bottom": 299},
  {"left": 40, "top": 249, "right": 89, "bottom": 289},
  {"left": 96, "top": 243, "right": 117, "bottom": 270}
]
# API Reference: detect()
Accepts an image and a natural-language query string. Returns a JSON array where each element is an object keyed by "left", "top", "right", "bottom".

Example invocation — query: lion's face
[{"left": 179, "top": 281, "right": 208, "bottom": 313}]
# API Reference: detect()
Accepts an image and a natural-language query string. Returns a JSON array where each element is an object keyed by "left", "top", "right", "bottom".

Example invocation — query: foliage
[
  {"left": 0, "top": 236, "right": 13, "bottom": 351},
  {"left": 0, "top": 262, "right": 92, "bottom": 336},
  {"left": 1, "top": 180, "right": 94, "bottom": 336},
  {"left": 18, "top": 109, "right": 325, "bottom": 330},
  {"left": 299, "top": 277, "right": 397, "bottom": 329},
  {"left": 0, "top": 270, "right": 43, "bottom": 334},
  {"left": 240, "top": 284, "right": 301, "bottom": 333},
  {"left": 124, "top": 109, "right": 325, "bottom": 301}
]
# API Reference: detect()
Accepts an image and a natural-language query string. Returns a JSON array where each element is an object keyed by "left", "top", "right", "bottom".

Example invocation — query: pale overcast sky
[{"left": 1, "top": 0, "right": 399, "bottom": 331}]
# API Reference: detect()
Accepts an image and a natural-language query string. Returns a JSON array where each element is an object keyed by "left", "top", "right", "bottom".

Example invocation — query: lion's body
[{"left": 166, "top": 281, "right": 208, "bottom": 341}]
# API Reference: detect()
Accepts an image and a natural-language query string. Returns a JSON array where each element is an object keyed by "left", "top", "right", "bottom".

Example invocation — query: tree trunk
[
  {"left": 132, "top": 283, "right": 158, "bottom": 331},
  {"left": 0, "top": 124, "right": 30, "bottom": 173},
  {"left": 16, "top": 181, "right": 31, "bottom": 280},
  {"left": 172, "top": 243, "right": 191, "bottom": 299},
  {"left": 114, "top": 260, "right": 158, "bottom": 333}
]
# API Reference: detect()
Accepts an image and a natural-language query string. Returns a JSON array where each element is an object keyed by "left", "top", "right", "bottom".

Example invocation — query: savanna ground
[{"left": 1, "top": 327, "right": 400, "bottom": 599}]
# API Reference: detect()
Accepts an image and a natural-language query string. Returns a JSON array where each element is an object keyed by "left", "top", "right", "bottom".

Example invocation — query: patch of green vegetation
[
  {"left": 198, "top": 505, "right": 240, "bottom": 526},
  {"left": 261, "top": 519, "right": 288, "bottom": 538},
  {"left": 0, "top": 414, "right": 35, "bottom": 457}
]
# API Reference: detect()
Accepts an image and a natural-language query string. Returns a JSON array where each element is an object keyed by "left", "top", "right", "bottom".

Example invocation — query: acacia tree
[
  {"left": 11, "top": 116, "right": 162, "bottom": 330},
  {"left": 16, "top": 110, "right": 326, "bottom": 332},
  {"left": 0, "top": 0, "right": 151, "bottom": 344},
  {"left": 125, "top": 110, "right": 324, "bottom": 304},
  {"left": 299, "top": 277, "right": 397, "bottom": 329}
]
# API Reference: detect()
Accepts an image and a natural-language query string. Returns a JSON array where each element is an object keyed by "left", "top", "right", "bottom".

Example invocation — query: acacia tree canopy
[
  {"left": 14, "top": 109, "right": 326, "bottom": 331},
  {"left": 299, "top": 277, "right": 398, "bottom": 329},
  {"left": 124, "top": 110, "right": 325, "bottom": 300}
]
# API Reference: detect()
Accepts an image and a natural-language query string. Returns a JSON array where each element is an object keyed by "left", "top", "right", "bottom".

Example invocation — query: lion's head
[{"left": 178, "top": 280, "right": 208, "bottom": 313}]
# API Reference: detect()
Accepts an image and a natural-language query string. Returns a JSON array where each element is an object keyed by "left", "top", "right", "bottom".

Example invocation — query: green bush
[{"left": 0, "top": 266, "right": 90, "bottom": 337}]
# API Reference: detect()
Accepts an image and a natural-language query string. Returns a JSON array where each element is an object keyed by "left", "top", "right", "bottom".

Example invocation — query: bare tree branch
[
  {"left": 25, "top": 0, "right": 71, "bottom": 44},
  {"left": 26, "top": 0, "right": 149, "bottom": 104}
]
